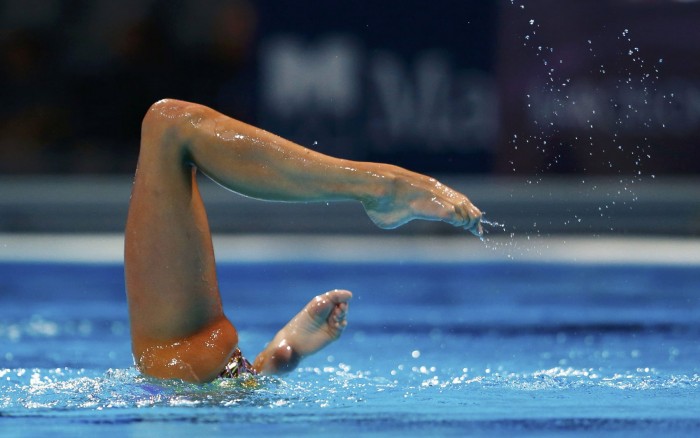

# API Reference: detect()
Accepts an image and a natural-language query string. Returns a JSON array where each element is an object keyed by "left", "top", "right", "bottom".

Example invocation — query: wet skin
[{"left": 125, "top": 99, "right": 482, "bottom": 383}]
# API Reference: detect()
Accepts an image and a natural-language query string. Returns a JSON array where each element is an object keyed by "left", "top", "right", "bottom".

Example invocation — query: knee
[
  {"left": 139, "top": 99, "right": 198, "bottom": 156},
  {"left": 142, "top": 99, "right": 191, "bottom": 133}
]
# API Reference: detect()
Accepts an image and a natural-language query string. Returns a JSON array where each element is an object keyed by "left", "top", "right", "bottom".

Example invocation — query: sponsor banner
[{"left": 254, "top": 0, "right": 499, "bottom": 173}]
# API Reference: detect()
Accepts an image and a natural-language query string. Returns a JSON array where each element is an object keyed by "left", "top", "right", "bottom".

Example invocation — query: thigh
[{"left": 124, "top": 102, "right": 236, "bottom": 380}]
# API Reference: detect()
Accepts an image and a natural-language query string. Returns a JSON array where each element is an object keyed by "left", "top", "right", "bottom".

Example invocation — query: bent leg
[{"left": 125, "top": 99, "right": 482, "bottom": 382}]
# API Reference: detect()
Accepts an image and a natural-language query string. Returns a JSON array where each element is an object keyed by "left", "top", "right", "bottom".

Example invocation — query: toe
[{"left": 326, "top": 289, "right": 353, "bottom": 303}]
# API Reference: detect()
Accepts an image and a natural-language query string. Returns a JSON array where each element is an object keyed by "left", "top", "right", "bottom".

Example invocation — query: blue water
[{"left": 1, "top": 261, "right": 700, "bottom": 436}]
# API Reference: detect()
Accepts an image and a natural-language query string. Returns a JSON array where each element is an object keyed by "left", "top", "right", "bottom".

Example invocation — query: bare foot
[
  {"left": 362, "top": 166, "right": 483, "bottom": 236},
  {"left": 253, "top": 290, "right": 352, "bottom": 374}
]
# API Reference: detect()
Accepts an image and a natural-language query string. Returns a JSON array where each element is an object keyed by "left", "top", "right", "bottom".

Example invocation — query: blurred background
[{"left": 1, "top": 0, "right": 699, "bottom": 236}]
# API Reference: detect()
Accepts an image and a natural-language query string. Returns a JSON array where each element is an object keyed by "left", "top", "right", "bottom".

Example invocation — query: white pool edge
[{"left": 1, "top": 233, "right": 699, "bottom": 266}]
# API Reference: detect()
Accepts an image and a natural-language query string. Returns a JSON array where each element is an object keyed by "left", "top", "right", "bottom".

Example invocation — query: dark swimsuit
[{"left": 219, "top": 347, "right": 257, "bottom": 378}]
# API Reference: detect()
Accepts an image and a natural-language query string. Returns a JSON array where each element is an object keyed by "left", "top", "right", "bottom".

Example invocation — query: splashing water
[
  {"left": 503, "top": 1, "right": 671, "bottom": 236},
  {"left": 477, "top": 215, "right": 534, "bottom": 260},
  {"left": 480, "top": 216, "right": 506, "bottom": 236},
  {"left": 3, "top": 364, "right": 700, "bottom": 413}
]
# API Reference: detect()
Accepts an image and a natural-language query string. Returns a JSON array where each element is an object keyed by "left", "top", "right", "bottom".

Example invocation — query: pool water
[{"left": 1, "top": 261, "right": 700, "bottom": 436}]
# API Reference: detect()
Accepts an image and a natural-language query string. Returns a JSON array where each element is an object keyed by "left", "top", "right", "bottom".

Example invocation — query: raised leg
[{"left": 125, "top": 99, "right": 482, "bottom": 383}]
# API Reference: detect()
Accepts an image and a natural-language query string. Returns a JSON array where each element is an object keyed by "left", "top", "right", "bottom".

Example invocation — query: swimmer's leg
[
  {"left": 126, "top": 98, "right": 482, "bottom": 383},
  {"left": 125, "top": 110, "right": 237, "bottom": 383},
  {"left": 143, "top": 99, "right": 481, "bottom": 235},
  {"left": 252, "top": 289, "right": 352, "bottom": 374}
]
